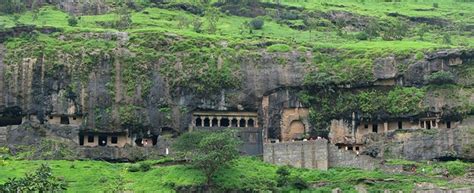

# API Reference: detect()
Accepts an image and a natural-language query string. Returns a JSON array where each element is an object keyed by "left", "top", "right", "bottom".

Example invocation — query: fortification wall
[
  {"left": 263, "top": 139, "right": 328, "bottom": 170},
  {"left": 263, "top": 139, "right": 381, "bottom": 170},
  {"left": 328, "top": 144, "right": 379, "bottom": 170}
]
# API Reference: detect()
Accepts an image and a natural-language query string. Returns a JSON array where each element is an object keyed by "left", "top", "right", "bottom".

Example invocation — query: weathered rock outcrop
[
  {"left": 363, "top": 119, "right": 474, "bottom": 161},
  {"left": 0, "top": 28, "right": 472, "bottom": 161}
]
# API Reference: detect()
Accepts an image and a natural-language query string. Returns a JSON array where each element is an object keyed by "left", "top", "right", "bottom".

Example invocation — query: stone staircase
[{"left": 0, "top": 127, "right": 7, "bottom": 146}]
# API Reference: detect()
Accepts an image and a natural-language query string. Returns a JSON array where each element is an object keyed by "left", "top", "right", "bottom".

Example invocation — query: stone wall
[
  {"left": 263, "top": 139, "right": 381, "bottom": 170},
  {"left": 263, "top": 139, "right": 329, "bottom": 170},
  {"left": 328, "top": 144, "right": 379, "bottom": 170},
  {"left": 0, "top": 127, "right": 7, "bottom": 146}
]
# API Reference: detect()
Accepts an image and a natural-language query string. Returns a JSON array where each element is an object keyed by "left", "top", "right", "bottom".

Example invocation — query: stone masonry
[
  {"left": 0, "top": 127, "right": 7, "bottom": 146},
  {"left": 263, "top": 139, "right": 380, "bottom": 170},
  {"left": 263, "top": 139, "right": 329, "bottom": 170}
]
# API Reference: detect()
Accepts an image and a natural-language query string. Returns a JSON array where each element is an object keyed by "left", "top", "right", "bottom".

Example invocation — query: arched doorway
[{"left": 289, "top": 120, "right": 305, "bottom": 139}]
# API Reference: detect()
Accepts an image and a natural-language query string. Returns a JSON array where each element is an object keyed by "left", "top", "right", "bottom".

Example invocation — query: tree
[
  {"left": 68, "top": 14, "right": 78, "bottom": 27},
  {"left": 205, "top": 7, "right": 220, "bottom": 34},
  {"left": 304, "top": 17, "right": 318, "bottom": 41},
  {"left": 417, "top": 24, "right": 429, "bottom": 40},
  {"left": 192, "top": 17, "right": 203, "bottom": 33},
  {"left": 0, "top": 164, "right": 67, "bottom": 192},
  {"left": 115, "top": 4, "right": 132, "bottom": 30},
  {"left": 250, "top": 17, "right": 264, "bottom": 30},
  {"left": 174, "top": 130, "right": 240, "bottom": 186},
  {"left": 0, "top": 0, "right": 25, "bottom": 14},
  {"left": 363, "top": 20, "right": 380, "bottom": 40}
]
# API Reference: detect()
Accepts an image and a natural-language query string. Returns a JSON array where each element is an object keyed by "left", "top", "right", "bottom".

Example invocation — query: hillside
[{"left": 0, "top": 0, "right": 473, "bottom": 192}]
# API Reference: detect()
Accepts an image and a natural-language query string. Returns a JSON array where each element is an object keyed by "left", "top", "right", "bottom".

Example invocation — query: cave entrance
[
  {"left": 195, "top": 118, "right": 202, "bottom": 127},
  {"left": 60, "top": 116, "right": 70, "bottom": 125},
  {"left": 231, "top": 119, "right": 238, "bottom": 127},
  {"left": 79, "top": 135, "right": 84, "bottom": 146},
  {"left": 247, "top": 119, "right": 255, "bottom": 127},
  {"left": 221, "top": 118, "right": 230, "bottom": 127},
  {"left": 98, "top": 136, "right": 107, "bottom": 146},
  {"left": 372, "top": 124, "right": 378, "bottom": 133},
  {"left": 212, "top": 118, "right": 218, "bottom": 127},
  {"left": 239, "top": 119, "right": 246, "bottom": 127},
  {"left": 135, "top": 138, "right": 143, "bottom": 147},
  {"left": 289, "top": 120, "right": 305, "bottom": 140},
  {"left": 203, "top": 118, "right": 210, "bottom": 127}
]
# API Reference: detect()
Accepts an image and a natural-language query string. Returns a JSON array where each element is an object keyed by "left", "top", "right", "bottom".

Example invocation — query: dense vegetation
[{"left": 0, "top": 157, "right": 472, "bottom": 192}]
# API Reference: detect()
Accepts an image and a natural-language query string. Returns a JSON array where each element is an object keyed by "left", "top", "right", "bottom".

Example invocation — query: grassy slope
[
  {"left": 0, "top": 157, "right": 472, "bottom": 192},
  {"left": 0, "top": 0, "right": 472, "bottom": 50}
]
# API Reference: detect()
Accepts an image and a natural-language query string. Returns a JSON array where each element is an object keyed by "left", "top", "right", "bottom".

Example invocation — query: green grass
[
  {"left": 2, "top": 0, "right": 471, "bottom": 50},
  {"left": 387, "top": 159, "right": 473, "bottom": 177},
  {"left": 0, "top": 156, "right": 472, "bottom": 192}
]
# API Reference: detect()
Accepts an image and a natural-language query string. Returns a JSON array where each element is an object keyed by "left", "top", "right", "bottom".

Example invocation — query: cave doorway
[
  {"left": 203, "top": 118, "right": 210, "bottom": 127},
  {"left": 289, "top": 120, "right": 305, "bottom": 139},
  {"left": 231, "top": 119, "right": 238, "bottom": 127},
  {"left": 212, "top": 118, "right": 218, "bottom": 127},
  {"left": 98, "top": 136, "right": 107, "bottom": 146},
  {"left": 239, "top": 119, "right": 246, "bottom": 127},
  {"left": 135, "top": 138, "right": 143, "bottom": 146},
  {"left": 372, "top": 124, "right": 378, "bottom": 133},
  {"left": 221, "top": 118, "right": 230, "bottom": 127},
  {"left": 195, "top": 118, "right": 202, "bottom": 127},
  {"left": 247, "top": 119, "right": 255, "bottom": 127},
  {"left": 79, "top": 135, "right": 84, "bottom": 146},
  {"left": 60, "top": 116, "right": 70, "bottom": 125}
]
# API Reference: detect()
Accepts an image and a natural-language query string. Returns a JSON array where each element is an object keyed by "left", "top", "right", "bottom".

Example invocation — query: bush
[
  {"left": 267, "top": 44, "right": 291, "bottom": 52},
  {"left": 249, "top": 17, "right": 264, "bottom": 30},
  {"left": 355, "top": 31, "right": 369, "bottom": 40},
  {"left": 0, "top": 164, "right": 67, "bottom": 192},
  {"left": 426, "top": 71, "right": 455, "bottom": 84},
  {"left": 445, "top": 160, "right": 469, "bottom": 176},
  {"left": 192, "top": 18, "right": 203, "bottom": 33},
  {"left": 292, "top": 176, "right": 309, "bottom": 190},
  {"left": 276, "top": 166, "right": 290, "bottom": 187},
  {"left": 68, "top": 15, "right": 78, "bottom": 27},
  {"left": 139, "top": 162, "right": 152, "bottom": 172},
  {"left": 128, "top": 164, "right": 140, "bottom": 172}
]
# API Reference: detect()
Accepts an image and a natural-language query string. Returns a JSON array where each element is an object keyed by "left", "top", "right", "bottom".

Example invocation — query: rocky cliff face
[{"left": 0, "top": 27, "right": 473, "bottom": 160}]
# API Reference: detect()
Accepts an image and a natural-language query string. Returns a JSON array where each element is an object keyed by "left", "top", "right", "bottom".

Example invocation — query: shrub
[
  {"left": 128, "top": 164, "right": 140, "bottom": 172},
  {"left": 445, "top": 161, "right": 469, "bottom": 176},
  {"left": 250, "top": 17, "right": 264, "bottom": 30},
  {"left": 192, "top": 17, "right": 203, "bottom": 33},
  {"left": 355, "top": 31, "right": 369, "bottom": 40},
  {"left": 442, "top": 33, "right": 452, "bottom": 45},
  {"left": 426, "top": 71, "right": 455, "bottom": 84},
  {"left": 276, "top": 166, "right": 290, "bottom": 187},
  {"left": 267, "top": 44, "right": 291, "bottom": 52},
  {"left": 433, "top": 3, "right": 439, "bottom": 8},
  {"left": 139, "top": 162, "right": 152, "bottom": 172},
  {"left": 387, "top": 87, "right": 425, "bottom": 115},
  {"left": 0, "top": 164, "right": 67, "bottom": 192},
  {"left": 292, "top": 176, "right": 309, "bottom": 190},
  {"left": 68, "top": 15, "right": 78, "bottom": 27}
]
